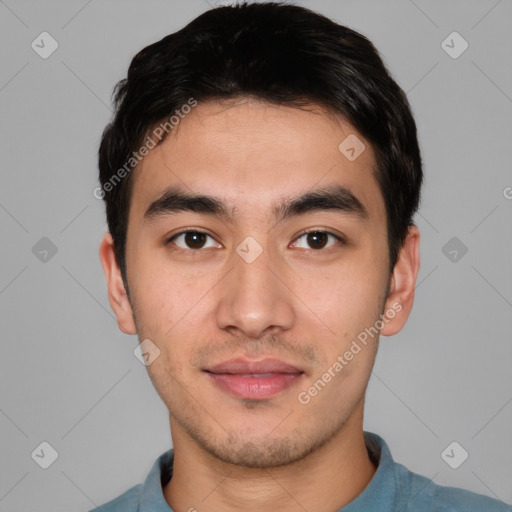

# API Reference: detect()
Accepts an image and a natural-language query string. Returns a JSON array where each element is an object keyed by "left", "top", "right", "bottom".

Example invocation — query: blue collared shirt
[{"left": 90, "top": 432, "right": 510, "bottom": 511}]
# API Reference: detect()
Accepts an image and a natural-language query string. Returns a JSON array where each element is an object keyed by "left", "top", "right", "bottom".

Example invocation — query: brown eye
[
  {"left": 184, "top": 232, "right": 207, "bottom": 249},
  {"left": 306, "top": 232, "right": 329, "bottom": 249},
  {"left": 169, "top": 231, "right": 221, "bottom": 250},
  {"left": 292, "top": 230, "right": 343, "bottom": 250}
]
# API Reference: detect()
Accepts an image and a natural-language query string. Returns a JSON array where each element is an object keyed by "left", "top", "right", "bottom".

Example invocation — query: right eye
[{"left": 167, "top": 230, "right": 222, "bottom": 251}]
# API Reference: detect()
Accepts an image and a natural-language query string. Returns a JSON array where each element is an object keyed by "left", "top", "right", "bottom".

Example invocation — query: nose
[{"left": 215, "top": 244, "right": 295, "bottom": 339}]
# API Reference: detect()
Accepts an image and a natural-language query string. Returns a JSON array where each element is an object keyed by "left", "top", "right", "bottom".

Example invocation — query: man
[{"left": 92, "top": 2, "right": 509, "bottom": 511}]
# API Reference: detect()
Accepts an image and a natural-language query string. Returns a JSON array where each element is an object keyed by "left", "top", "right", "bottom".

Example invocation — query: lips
[
  {"left": 204, "top": 358, "right": 305, "bottom": 400},
  {"left": 207, "top": 358, "right": 303, "bottom": 375}
]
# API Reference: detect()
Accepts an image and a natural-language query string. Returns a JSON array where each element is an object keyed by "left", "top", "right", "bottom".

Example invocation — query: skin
[{"left": 100, "top": 98, "right": 420, "bottom": 512}]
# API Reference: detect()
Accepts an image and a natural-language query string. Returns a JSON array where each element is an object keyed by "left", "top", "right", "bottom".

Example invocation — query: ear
[
  {"left": 380, "top": 225, "right": 420, "bottom": 337},
  {"left": 99, "top": 232, "right": 137, "bottom": 335}
]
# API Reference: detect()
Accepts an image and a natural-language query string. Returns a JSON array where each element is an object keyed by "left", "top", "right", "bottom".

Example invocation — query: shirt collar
[
  {"left": 138, "top": 447, "right": 174, "bottom": 511},
  {"left": 138, "top": 431, "right": 406, "bottom": 511},
  {"left": 341, "top": 431, "right": 407, "bottom": 511}
]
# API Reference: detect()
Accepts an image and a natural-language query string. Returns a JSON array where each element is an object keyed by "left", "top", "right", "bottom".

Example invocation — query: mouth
[{"left": 203, "top": 358, "right": 305, "bottom": 400}]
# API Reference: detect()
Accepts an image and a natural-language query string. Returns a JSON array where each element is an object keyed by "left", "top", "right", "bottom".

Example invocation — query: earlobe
[
  {"left": 380, "top": 225, "right": 420, "bottom": 337},
  {"left": 99, "top": 232, "right": 137, "bottom": 335}
]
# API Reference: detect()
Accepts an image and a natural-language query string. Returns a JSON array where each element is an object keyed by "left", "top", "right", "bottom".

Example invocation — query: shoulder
[
  {"left": 364, "top": 432, "right": 509, "bottom": 512},
  {"left": 404, "top": 466, "right": 510, "bottom": 511},
  {"left": 85, "top": 448, "right": 173, "bottom": 512},
  {"left": 87, "top": 483, "right": 142, "bottom": 512}
]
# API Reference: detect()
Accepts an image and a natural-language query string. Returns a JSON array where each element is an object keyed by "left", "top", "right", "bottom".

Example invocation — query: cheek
[
  {"left": 294, "top": 260, "right": 386, "bottom": 335},
  {"left": 128, "top": 252, "right": 216, "bottom": 370},
  {"left": 129, "top": 249, "right": 204, "bottom": 327}
]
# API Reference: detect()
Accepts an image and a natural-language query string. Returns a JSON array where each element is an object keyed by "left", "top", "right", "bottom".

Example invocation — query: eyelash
[{"left": 166, "top": 229, "right": 345, "bottom": 253}]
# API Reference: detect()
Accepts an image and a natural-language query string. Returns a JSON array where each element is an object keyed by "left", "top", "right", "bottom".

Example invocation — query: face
[{"left": 101, "top": 98, "right": 419, "bottom": 468}]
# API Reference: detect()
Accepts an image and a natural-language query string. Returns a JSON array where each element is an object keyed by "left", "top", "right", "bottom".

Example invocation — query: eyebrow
[{"left": 143, "top": 184, "right": 368, "bottom": 224}]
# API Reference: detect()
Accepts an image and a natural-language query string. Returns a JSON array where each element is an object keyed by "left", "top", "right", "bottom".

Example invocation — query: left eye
[
  {"left": 291, "top": 231, "right": 343, "bottom": 250},
  {"left": 168, "top": 231, "right": 221, "bottom": 250}
]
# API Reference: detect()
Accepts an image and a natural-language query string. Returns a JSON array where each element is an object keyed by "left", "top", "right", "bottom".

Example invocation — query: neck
[{"left": 163, "top": 405, "right": 377, "bottom": 512}]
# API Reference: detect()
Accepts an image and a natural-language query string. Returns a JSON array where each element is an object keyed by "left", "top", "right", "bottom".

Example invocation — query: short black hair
[{"left": 98, "top": 1, "right": 422, "bottom": 283}]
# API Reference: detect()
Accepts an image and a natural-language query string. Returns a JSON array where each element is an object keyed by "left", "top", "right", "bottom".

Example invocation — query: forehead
[{"left": 130, "top": 99, "right": 384, "bottom": 223}]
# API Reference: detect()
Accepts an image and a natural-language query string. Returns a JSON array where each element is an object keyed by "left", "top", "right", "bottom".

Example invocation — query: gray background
[{"left": 0, "top": 0, "right": 511, "bottom": 510}]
